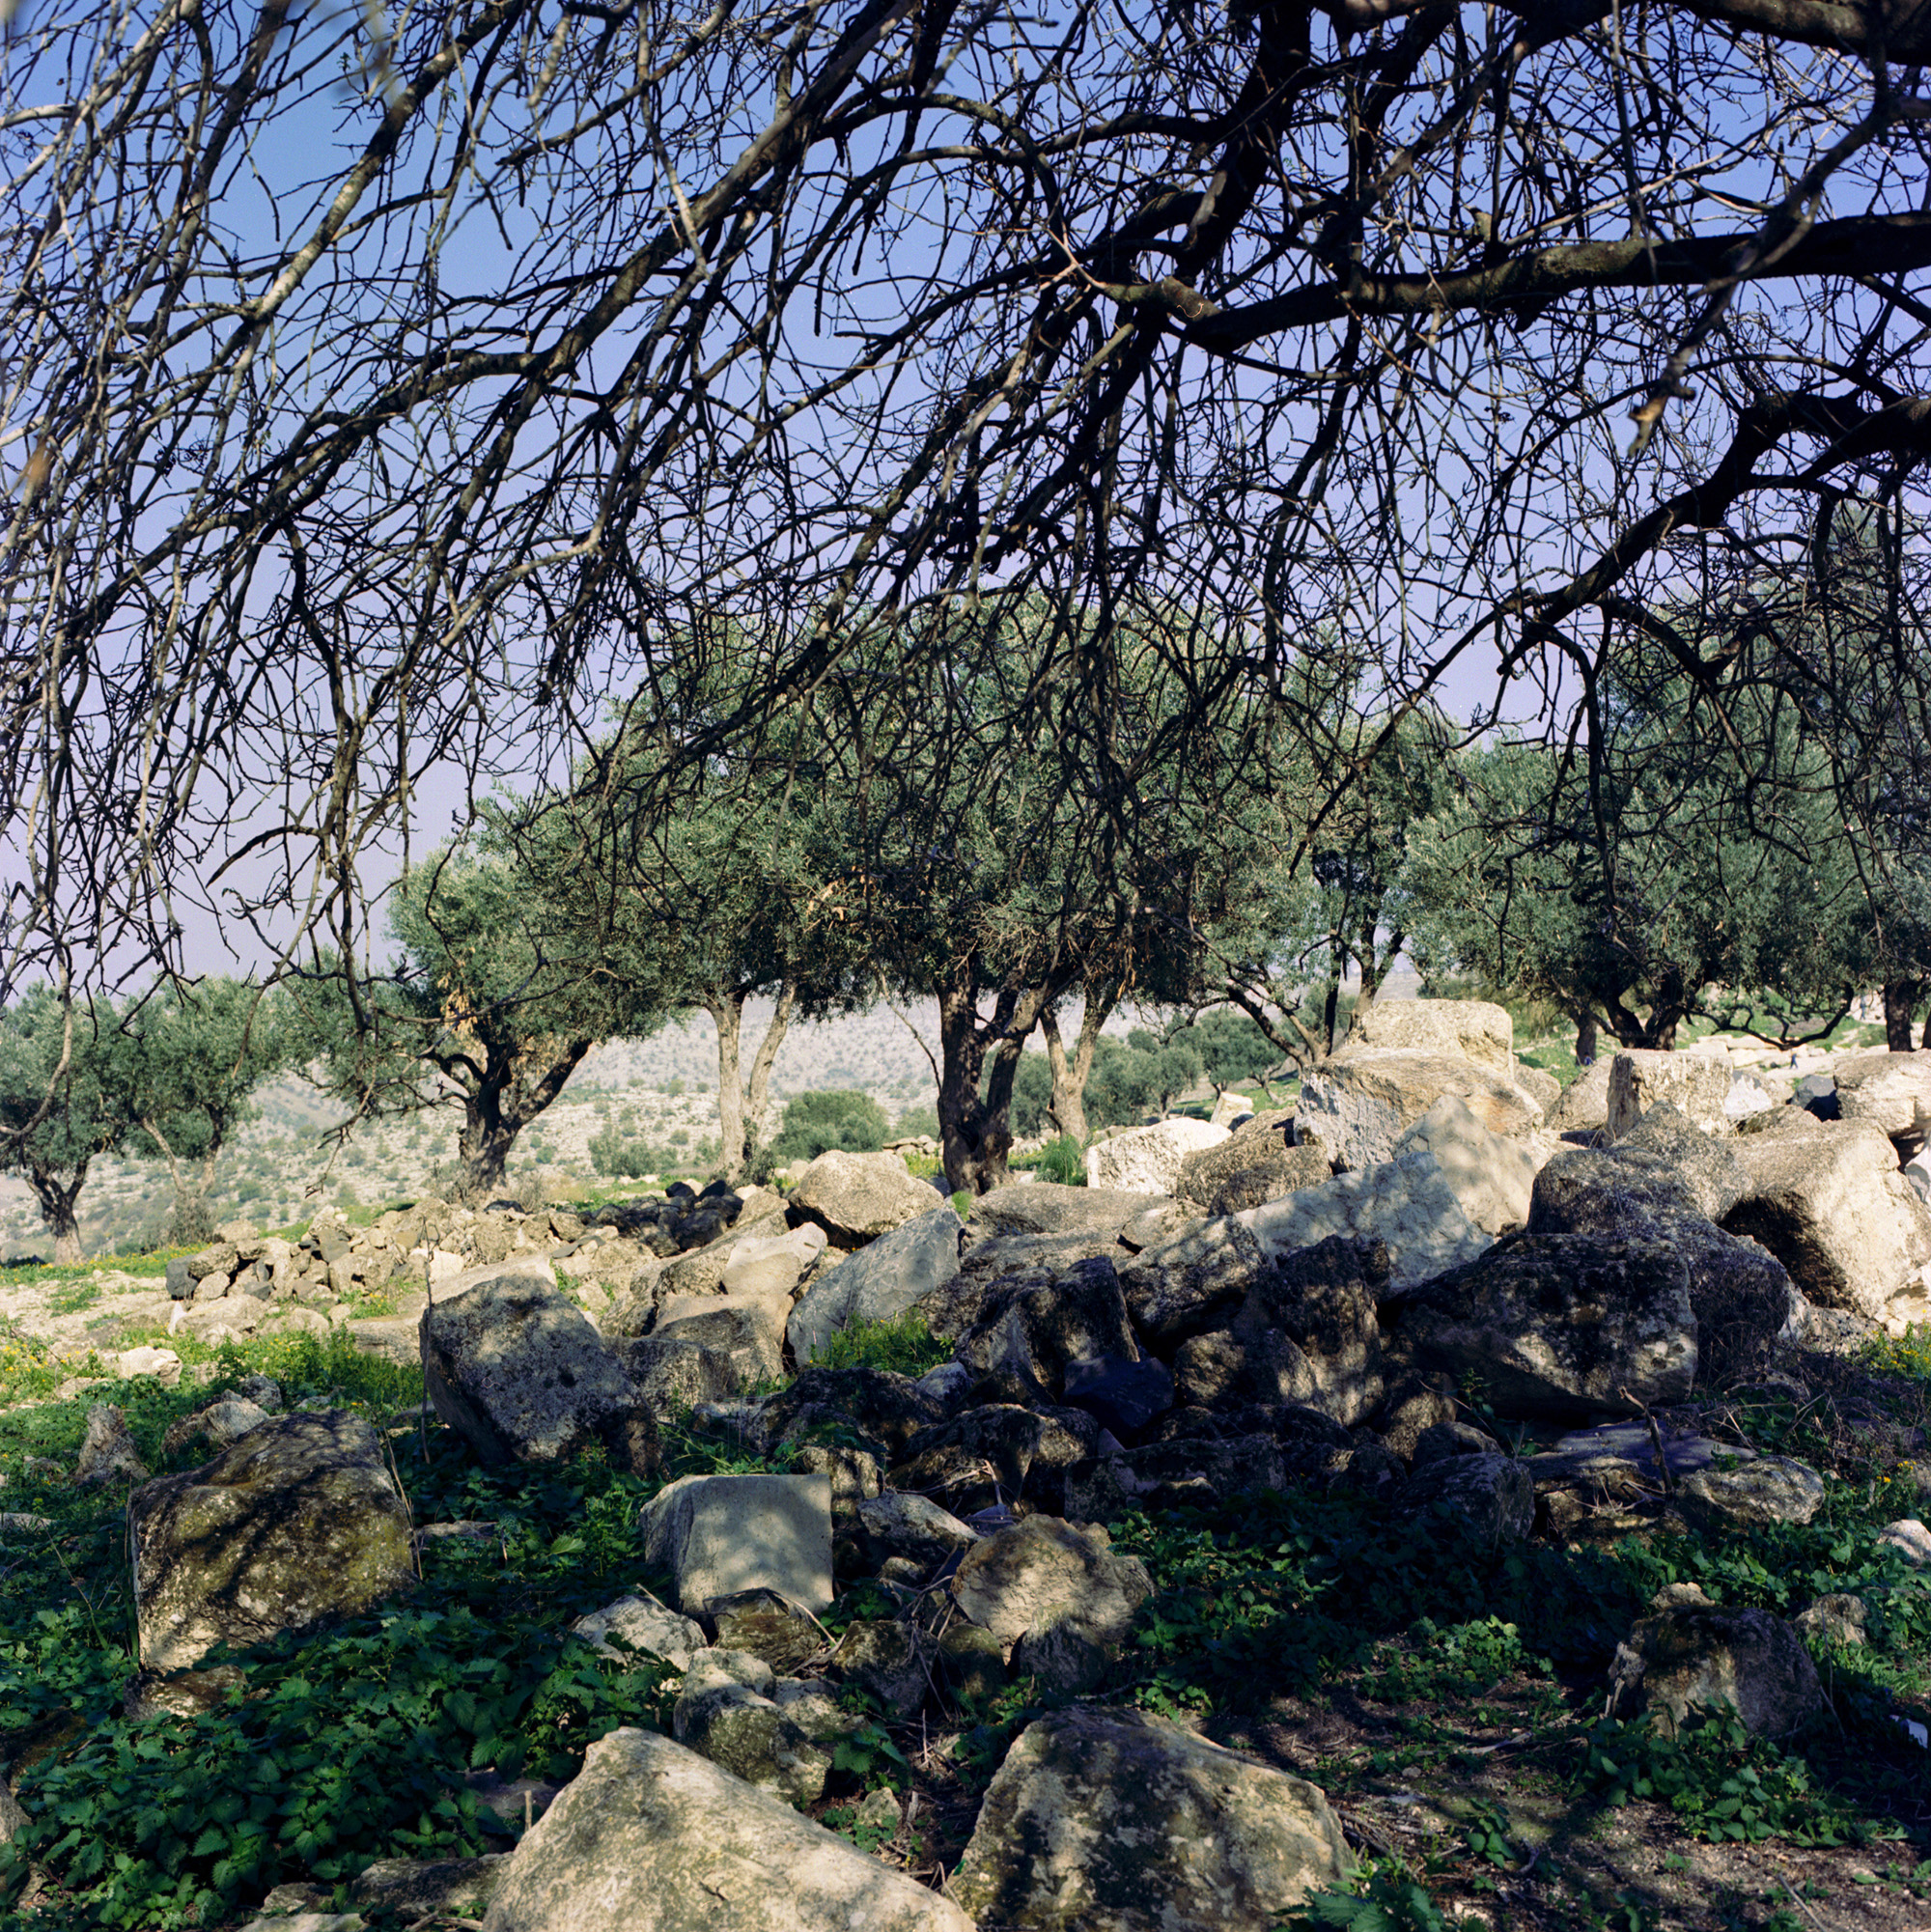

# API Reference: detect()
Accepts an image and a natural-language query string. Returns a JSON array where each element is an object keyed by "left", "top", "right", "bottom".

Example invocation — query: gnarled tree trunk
[
  {"left": 935, "top": 971, "right": 1055, "bottom": 1195},
  {"left": 1040, "top": 990, "right": 1112, "bottom": 1145},
  {"left": 1886, "top": 981, "right": 1924, "bottom": 1050},
  {"left": 26, "top": 1160, "right": 86, "bottom": 1265},
  {"left": 454, "top": 1034, "right": 593, "bottom": 1200},
  {"left": 709, "top": 983, "right": 798, "bottom": 1183}
]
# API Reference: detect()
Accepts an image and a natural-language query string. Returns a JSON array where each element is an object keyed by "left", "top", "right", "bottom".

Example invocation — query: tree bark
[
  {"left": 742, "top": 981, "right": 796, "bottom": 1167},
  {"left": 1040, "top": 990, "right": 1110, "bottom": 1144},
  {"left": 1886, "top": 981, "right": 1923, "bottom": 1050},
  {"left": 454, "top": 1034, "right": 593, "bottom": 1199},
  {"left": 26, "top": 1160, "right": 86, "bottom": 1265},
  {"left": 709, "top": 994, "right": 747, "bottom": 1184},
  {"left": 1573, "top": 1010, "right": 1599, "bottom": 1066},
  {"left": 935, "top": 970, "right": 1054, "bottom": 1194}
]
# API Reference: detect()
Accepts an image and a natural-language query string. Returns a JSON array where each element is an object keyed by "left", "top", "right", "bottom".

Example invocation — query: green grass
[{"left": 810, "top": 1310, "right": 951, "bottom": 1378}]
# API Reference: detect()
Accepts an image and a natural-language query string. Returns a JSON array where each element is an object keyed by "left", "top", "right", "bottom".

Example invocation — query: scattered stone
[
  {"left": 756, "top": 1366, "right": 945, "bottom": 1462},
  {"left": 1118, "top": 1216, "right": 1266, "bottom": 1344},
  {"left": 421, "top": 1266, "right": 658, "bottom": 1475},
  {"left": 950, "top": 1705, "right": 1349, "bottom": 1932},
  {"left": 128, "top": 1412, "right": 415, "bottom": 1674},
  {"left": 1176, "top": 1133, "right": 1329, "bottom": 1215},
  {"left": 639, "top": 1472, "right": 833, "bottom": 1615},
  {"left": 618, "top": 1333, "right": 741, "bottom": 1421},
  {"left": 570, "top": 1592, "right": 707, "bottom": 1672},
  {"left": 955, "top": 1254, "right": 1137, "bottom": 1393},
  {"left": 1393, "top": 1096, "right": 1541, "bottom": 1234},
  {"left": 1878, "top": 1518, "right": 1931, "bottom": 1565},
  {"left": 476, "top": 1726, "right": 972, "bottom": 1931},
  {"left": 671, "top": 1652, "right": 846, "bottom": 1806},
  {"left": 1411, "top": 1419, "right": 1503, "bottom": 1466},
  {"left": 1372, "top": 1373, "right": 1459, "bottom": 1462},
  {"left": 1084, "top": 1118, "right": 1230, "bottom": 1195},
  {"left": 1611, "top": 1103, "right": 1753, "bottom": 1218},
  {"left": 1549, "top": 1059, "right": 1614, "bottom": 1136},
  {"left": 790, "top": 1150, "right": 945, "bottom": 1245},
  {"left": 1388, "top": 1233, "right": 1696, "bottom": 1420},
  {"left": 161, "top": 1395, "right": 270, "bottom": 1461},
  {"left": 1606, "top": 1050, "right": 1734, "bottom": 1139},
  {"left": 830, "top": 1619, "right": 930, "bottom": 1717},
  {"left": 1063, "top": 1434, "right": 1287, "bottom": 1523},
  {"left": 1299, "top": 1050, "right": 1542, "bottom": 1173},
  {"left": 1725, "top": 1116, "right": 1931, "bottom": 1319},
  {"left": 1239, "top": 1152, "right": 1492, "bottom": 1290},
  {"left": 1795, "top": 1594, "right": 1868, "bottom": 1647},
  {"left": 853, "top": 1491, "right": 980, "bottom": 1572},
  {"left": 350, "top": 1857, "right": 505, "bottom": 1919},
  {"left": 1830, "top": 1050, "right": 1931, "bottom": 1157},
  {"left": 786, "top": 1204, "right": 962, "bottom": 1365},
  {"left": 75, "top": 1403, "right": 150, "bottom": 1485},
  {"left": 949, "top": 1515, "right": 1152, "bottom": 1667},
  {"left": 1345, "top": 997, "right": 1516, "bottom": 1072},
  {"left": 1060, "top": 1355, "right": 1175, "bottom": 1440},
  {"left": 650, "top": 1302, "right": 784, "bottom": 1386},
  {"left": 719, "top": 1223, "right": 827, "bottom": 1315},
  {"left": 967, "top": 1184, "right": 1170, "bottom": 1239},
  {"left": 1609, "top": 1605, "right": 1828, "bottom": 1738},
  {"left": 1675, "top": 1456, "right": 1825, "bottom": 1532},
  {"left": 115, "top": 1346, "right": 182, "bottom": 1386},
  {"left": 1399, "top": 1452, "right": 1534, "bottom": 1541}
]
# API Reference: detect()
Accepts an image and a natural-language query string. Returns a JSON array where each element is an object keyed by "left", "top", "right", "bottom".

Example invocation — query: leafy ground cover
[{"left": 0, "top": 1289, "right": 1919, "bottom": 1930}]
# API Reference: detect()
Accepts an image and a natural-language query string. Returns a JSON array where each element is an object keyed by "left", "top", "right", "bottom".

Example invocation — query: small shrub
[
  {"left": 813, "top": 1310, "right": 950, "bottom": 1377},
  {"left": 1031, "top": 1134, "right": 1084, "bottom": 1185},
  {"left": 767, "top": 1090, "right": 889, "bottom": 1165}
]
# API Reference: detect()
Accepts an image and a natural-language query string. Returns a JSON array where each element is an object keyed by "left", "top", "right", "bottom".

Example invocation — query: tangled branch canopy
[{"left": 3, "top": 0, "right": 1930, "bottom": 988}]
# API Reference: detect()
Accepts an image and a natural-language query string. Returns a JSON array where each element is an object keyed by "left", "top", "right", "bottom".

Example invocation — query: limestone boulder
[
  {"left": 1238, "top": 1151, "right": 1492, "bottom": 1290},
  {"left": 1610, "top": 1103, "right": 1753, "bottom": 1218},
  {"left": 1060, "top": 1355, "right": 1176, "bottom": 1440},
  {"left": 1606, "top": 1050, "right": 1733, "bottom": 1139},
  {"left": 954, "top": 1254, "right": 1138, "bottom": 1394},
  {"left": 75, "top": 1404, "right": 149, "bottom": 1485},
  {"left": 161, "top": 1395, "right": 270, "bottom": 1461},
  {"left": 1516, "top": 1063, "right": 1562, "bottom": 1114},
  {"left": 852, "top": 1491, "right": 980, "bottom": 1572},
  {"left": 951, "top": 1705, "right": 1348, "bottom": 1932},
  {"left": 785, "top": 1203, "right": 962, "bottom": 1365},
  {"left": 1548, "top": 1059, "right": 1613, "bottom": 1136},
  {"left": 1062, "top": 1434, "right": 1286, "bottom": 1524},
  {"left": 1084, "top": 1118, "right": 1230, "bottom": 1195},
  {"left": 1830, "top": 1049, "right": 1931, "bottom": 1157},
  {"left": 651, "top": 1205, "right": 791, "bottom": 1306},
  {"left": 421, "top": 1268, "right": 658, "bottom": 1475},
  {"left": 671, "top": 1652, "right": 847, "bottom": 1804},
  {"left": 755, "top": 1366, "right": 945, "bottom": 1462},
  {"left": 1297, "top": 1050, "right": 1541, "bottom": 1172},
  {"left": 650, "top": 1302, "right": 784, "bottom": 1386},
  {"left": 1176, "top": 1131, "right": 1329, "bottom": 1214},
  {"left": 1398, "top": 1452, "right": 1535, "bottom": 1541},
  {"left": 617, "top": 1334, "right": 740, "bottom": 1421},
  {"left": 948, "top": 1514, "right": 1152, "bottom": 1665},
  {"left": 128, "top": 1412, "right": 415, "bottom": 1673},
  {"left": 719, "top": 1223, "right": 827, "bottom": 1316},
  {"left": 478, "top": 1727, "right": 971, "bottom": 1932},
  {"left": 1344, "top": 996, "right": 1515, "bottom": 1072},
  {"left": 789, "top": 1151, "right": 942, "bottom": 1245},
  {"left": 1393, "top": 1095, "right": 1543, "bottom": 1235},
  {"left": 1609, "top": 1606, "right": 1827, "bottom": 1739},
  {"left": 1676, "top": 1456, "right": 1825, "bottom": 1533},
  {"left": 1118, "top": 1217, "right": 1267, "bottom": 1345},
  {"left": 1388, "top": 1233, "right": 1696, "bottom": 1420},
  {"left": 1172, "top": 1235, "right": 1386, "bottom": 1425},
  {"left": 1723, "top": 1115, "right": 1931, "bottom": 1319},
  {"left": 570, "top": 1591, "right": 707, "bottom": 1672},
  {"left": 968, "top": 1184, "right": 1170, "bottom": 1239},
  {"left": 639, "top": 1472, "right": 833, "bottom": 1615}
]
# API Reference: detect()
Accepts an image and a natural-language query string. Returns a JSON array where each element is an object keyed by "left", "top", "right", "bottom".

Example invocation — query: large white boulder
[
  {"left": 1238, "top": 1150, "right": 1492, "bottom": 1289},
  {"left": 1297, "top": 1050, "right": 1542, "bottom": 1171},
  {"left": 789, "top": 1151, "right": 940, "bottom": 1244},
  {"left": 479, "top": 1727, "right": 971, "bottom": 1932},
  {"left": 1606, "top": 1050, "right": 1732, "bottom": 1139},
  {"left": 1344, "top": 996, "right": 1515, "bottom": 1073},
  {"left": 1083, "top": 1117, "right": 1229, "bottom": 1194},
  {"left": 1831, "top": 1050, "right": 1931, "bottom": 1154},
  {"left": 951, "top": 1705, "right": 1348, "bottom": 1932},
  {"left": 1393, "top": 1095, "right": 1544, "bottom": 1234},
  {"left": 639, "top": 1472, "right": 833, "bottom": 1615},
  {"left": 1724, "top": 1115, "right": 1931, "bottom": 1320},
  {"left": 785, "top": 1203, "right": 962, "bottom": 1364}
]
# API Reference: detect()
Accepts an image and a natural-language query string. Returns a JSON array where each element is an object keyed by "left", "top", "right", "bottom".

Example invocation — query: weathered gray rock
[
  {"left": 1516, "top": 1064, "right": 1563, "bottom": 1115},
  {"left": 1085, "top": 1118, "right": 1231, "bottom": 1194},
  {"left": 951, "top": 1706, "right": 1349, "bottom": 1932},
  {"left": 1795, "top": 1593, "right": 1868, "bottom": 1646},
  {"left": 617, "top": 1335, "right": 740, "bottom": 1421},
  {"left": 1177, "top": 1133, "right": 1329, "bottom": 1214},
  {"left": 651, "top": 1302, "right": 784, "bottom": 1386},
  {"left": 75, "top": 1403, "right": 149, "bottom": 1485},
  {"left": 757, "top": 1366, "right": 945, "bottom": 1461},
  {"left": 1399, "top": 1452, "right": 1534, "bottom": 1540},
  {"left": 1830, "top": 1050, "right": 1931, "bottom": 1156},
  {"left": 351, "top": 1857, "right": 505, "bottom": 1919},
  {"left": 570, "top": 1592, "right": 707, "bottom": 1672},
  {"left": 650, "top": 1205, "right": 791, "bottom": 1307},
  {"left": 890, "top": 1403, "right": 1099, "bottom": 1515},
  {"left": 1372, "top": 1373, "right": 1459, "bottom": 1462},
  {"left": 129, "top": 1412, "right": 415, "bottom": 1673},
  {"left": 949, "top": 1515, "right": 1151, "bottom": 1663},
  {"left": 161, "top": 1395, "right": 270, "bottom": 1461},
  {"left": 830, "top": 1619, "right": 931, "bottom": 1718},
  {"left": 421, "top": 1268, "right": 657, "bottom": 1474},
  {"left": 955, "top": 1254, "right": 1137, "bottom": 1393},
  {"left": 1118, "top": 1217, "right": 1267, "bottom": 1345},
  {"left": 1609, "top": 1606, "right": 1827, "bottom": 1738},
  {"left": 1063, "top": 1435, "right": 1287, "bottom": 1523},
  {"left": 968, "top": 1184, "right": 1170, "bottom": 1239},
  {"left": 1607, "top": 1050, "right": 1733, "bottom": 1140},
  {"left": 1298, "top": 1050, "right": 1541, "bottom": 1173},
  {"left": 1676, "top": 1456, "right": 1825, "bottom": 1532},
  {"left": 785, "top": 1204, "right": 962, "bottom": 1365},
  {"left": 1345, "top": 997, "right": 1516, "bottom": 1073},
  {"left": 1613, "top": 1103, "right": 1753, "bottom": 1218},
  {"left": 1549, "top": 1059, "right": 1613, "bottom": 1136},
  {"left": 853, "top": 1490, "right": 980, "bottom": 1572},
  {"left": 1724, "top": 1114, "right": 1931, "bottom": 1319},
  {"left": 671, "top": 1652, "right": 845, "bottom": 1804},
  {"left": 1239, "top": 1152, "right": 1492, "bottom": 1290},
  {"left": 1389, "top": 1234, "right": 1695, "bottom": 1420},
  {"left": 790, "top": 1150, "right": 944, "bottom": 1245},
  {"left": 1173, "top": 1236, "right": 1385, "bottom": 1425},
  {"left": 1061, "top": 1355, "right": 1175, "bottom": 1439},
  {"left": 639, "top": 1472, "right": 833, "bottom": 1615},
  {"left": 719, "top": 1223, "right": 827, "bottom": 1314},
  {"left": 1878, "top": 1517, "right": 1931, "bottom": 1564},
  {"left": 709, "top": 1590, "right": 823, "bottom": 1674},
  {"left": 1393, "top": 1096, "right": 1542, "bottom": 1235},
  {"left": 478, "top": 1727, "right": 971, "bottom": 1932}
]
